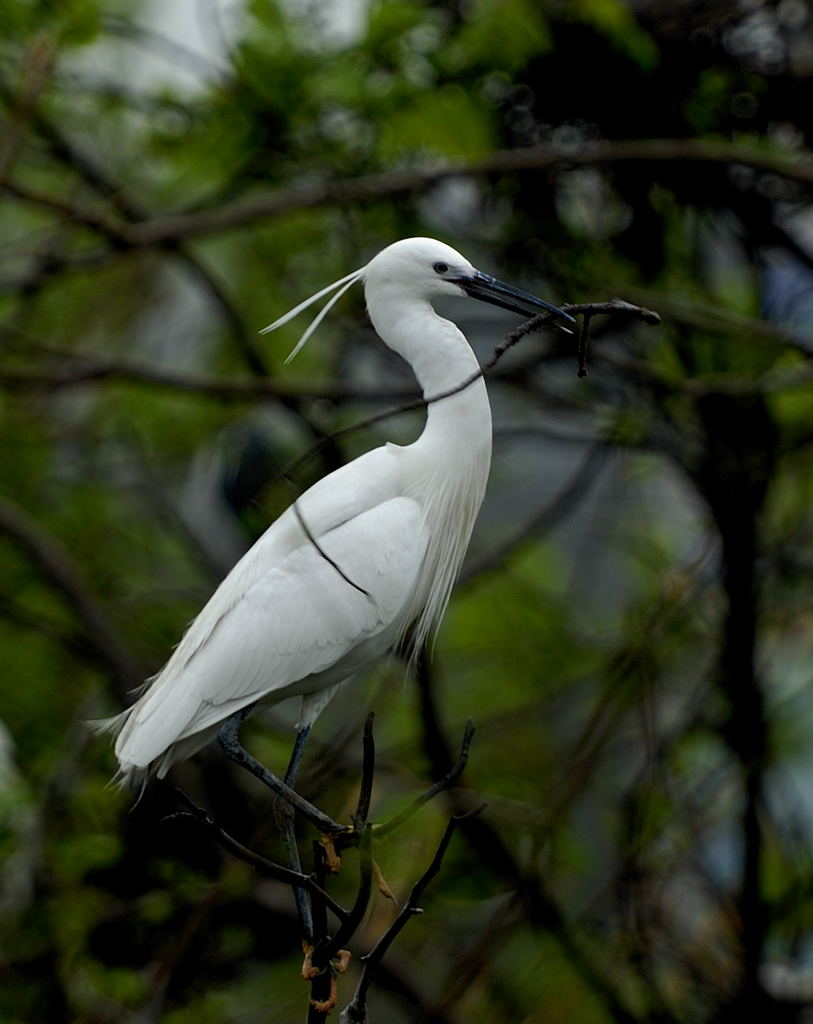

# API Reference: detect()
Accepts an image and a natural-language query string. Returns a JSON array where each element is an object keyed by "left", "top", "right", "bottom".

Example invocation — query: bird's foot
[
  {"left": 302, "top": 943, "right": 351, "bottom": 1013},
  {"left": 319, "top": 833, "right": 343, "bottom": 873}
]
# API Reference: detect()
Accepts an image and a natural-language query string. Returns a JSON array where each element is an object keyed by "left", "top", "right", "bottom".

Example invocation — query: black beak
[{"left": 456, "top": 270, "right": 575, "bottom": 333}]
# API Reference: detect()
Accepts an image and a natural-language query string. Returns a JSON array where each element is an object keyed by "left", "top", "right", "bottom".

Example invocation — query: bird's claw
[
  {"left": 302, "top": 944, "right": 351, "bottom": 1013},
  {"left": 319, "top": 833, "right": 343, "bottom": 873}
]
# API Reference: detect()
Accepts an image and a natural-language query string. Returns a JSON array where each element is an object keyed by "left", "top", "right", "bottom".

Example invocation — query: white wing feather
[{"left": 112, "top": 475, "right": 426, "bottom": 774}]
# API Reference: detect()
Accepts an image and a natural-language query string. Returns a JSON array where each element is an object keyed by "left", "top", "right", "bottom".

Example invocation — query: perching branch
[
  {"left": 217, "top": 709, "right": 349, "bottom": 837},
  {"left": 303, "top": 716, "right": 377, "bottom": 1020},
  {"left": 352, "top": 712, "right": 377, "bottom": 830},
  {"left": 165, "top": 791, "right": 350, "bottom": 924},
  {"left": 173, "top": 715, "right": 479, "bottom": 1021}
]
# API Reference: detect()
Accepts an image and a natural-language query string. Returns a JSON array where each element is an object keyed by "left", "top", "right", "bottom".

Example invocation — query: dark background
[{"left": 2, "top": 1, "right": 813, "bottom": 1020}]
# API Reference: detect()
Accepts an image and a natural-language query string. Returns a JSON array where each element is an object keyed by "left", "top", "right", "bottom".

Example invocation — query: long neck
[
  {"left": 366, "top": 293, "right": 493, "bottom": 651},
  {"left": 366, "top": 294, "right": 492, "bottom": 457}
]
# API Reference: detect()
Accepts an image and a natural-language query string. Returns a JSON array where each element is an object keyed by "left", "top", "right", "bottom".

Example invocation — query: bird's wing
[
  {"left": 113, "top": 495, "right": 426, "bottom": 768},
  {"left": 162, "top": 445, "right": 402, "bottom": 663}
]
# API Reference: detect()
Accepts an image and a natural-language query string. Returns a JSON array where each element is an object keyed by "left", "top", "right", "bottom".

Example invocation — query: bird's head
[
  {"left": 261, "top": 236, "right": 573, "bottom": 363},
  {"left": 363, "top": 237, "right": 476, "bottom": 303},
  {"left": 364, "top": 237, "right": 574, "bottom": 330}
]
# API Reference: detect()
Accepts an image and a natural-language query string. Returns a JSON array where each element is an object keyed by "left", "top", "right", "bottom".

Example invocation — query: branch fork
[{"left": 168, "top": 713, "right": 479, "bottom": 1021}]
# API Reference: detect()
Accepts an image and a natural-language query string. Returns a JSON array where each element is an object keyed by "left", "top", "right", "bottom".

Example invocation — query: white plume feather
[{"left": 260, "top": 266, "right": 365, "bottom": 363}]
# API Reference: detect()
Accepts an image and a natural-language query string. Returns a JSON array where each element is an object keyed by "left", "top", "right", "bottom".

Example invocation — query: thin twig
[
  {"left": 339, "top": 805, "right": 486, "bottom": 1024},
  {"left": 563, "top": 298, "right": 661, "bottom": 325},
  {"left": 166, "top": 792, "right": 349, "bottom": 923},
  {"left": 353, "top": 713, "right": 376, "bottom": 830},
  {"left": 269, "top": 299, "right": 659, "bottom": 496},
  {"left": 375, "top": 718, "right": 476, "bottom": 838},
  {"left": 578, "top": 314, "right": 592, "bottom": 378},
  {"left": 460, "top": 442, "right": 609, "bottom": 583},
  {"left": 275, "top": 309, "right": 561, "bottom": 489},
  {"left": 0, "top": 38, "right": 55, "bottom": 184}
]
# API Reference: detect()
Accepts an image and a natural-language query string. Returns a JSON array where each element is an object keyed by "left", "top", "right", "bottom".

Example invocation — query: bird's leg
[
  {"left": 277, "top": 724, "right": 313, "bottom": 941},
  {"left": 218, "top": 711, "right": 317, "bottom": 939},
  {"left": 284, "top": 724, "right": 312, "bottom": 787},
  {"left": 216, "top": 708, "right": 344, "bottom": 836}
]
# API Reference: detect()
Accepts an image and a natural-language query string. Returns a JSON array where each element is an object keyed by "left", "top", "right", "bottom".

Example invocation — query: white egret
[{"left": 96, "top": 237, "right": 573, "bottom": 789}]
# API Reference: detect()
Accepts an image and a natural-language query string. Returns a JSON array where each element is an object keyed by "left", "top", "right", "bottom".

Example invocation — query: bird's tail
[
  {"left": 87, "top": 708, "right": 129, "bottom": 737},
  {"left": 87, "top": 709, "right": 149, "bottom": 794}
]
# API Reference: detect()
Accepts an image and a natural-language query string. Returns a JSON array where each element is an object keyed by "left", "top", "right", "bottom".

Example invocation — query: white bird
[{"left": 97, "top": 237, "right": 573, "bottom": 789}]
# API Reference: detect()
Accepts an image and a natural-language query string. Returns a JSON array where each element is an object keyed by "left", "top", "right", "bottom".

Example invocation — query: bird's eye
[{"left": 433, "top": 261, "right": 449, "bottom": 274}]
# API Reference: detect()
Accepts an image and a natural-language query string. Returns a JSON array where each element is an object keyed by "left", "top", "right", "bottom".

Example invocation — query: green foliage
[
  {"left": 566, "top": 0, "right": 657, "bottom": 68},
  {"left": 446, "top": 0, "right": 553, "bottom": 71}
]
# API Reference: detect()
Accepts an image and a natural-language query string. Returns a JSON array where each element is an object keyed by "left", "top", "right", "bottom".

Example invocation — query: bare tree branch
[
  {"left": 0, "top": 347, "right": 417, "bottom": 402},
  {"left": 80, "top": 139, "right": 813, "bottom": 247},
  {"left": 0, "top": 100, "right": 269, "bottom": 374},
  {"left": 0, "top": 495, "right": 140, "bottom": 692},
  {"left": 165, "top": 791, "right": 350, "bottom": 923},
  {"left": 338, "top": 805, "right": 486, "bottom": 1024},
  {"left": 374, "top": 718, "right": 476, "bottom": 838},
  {"left": 413, "top": 653, "right": 648, "bottom": 1024},
  {"left": 460, "top": 441, "right": 610, "bottom": 583},
  {"left": 169, "top": 714, "right": 485, "bottom": 1021},
  {"left": 0, "top": 39, "right": 55, "bottom": 185}
]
